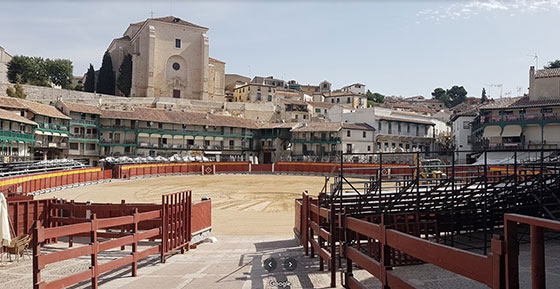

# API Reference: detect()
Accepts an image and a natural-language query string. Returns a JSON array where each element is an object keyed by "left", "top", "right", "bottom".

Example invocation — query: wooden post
[
  {"left": 161, "top": 194, "right": 167, "bottom": 263},
  {"left": 33, "top": 220, "right": 42, "bottom": 289},
  {"left": 121, "top": 200, "right": 126, "bottom": 250},
  {"left": 303, "top": 192, "right": 309, "bottom": 255},
  {"left": 69, "top": 200, "right": 74, "bottom": 248},
  {"left": 91, "top": 214, "right": 98, "bottom": 289},
  {"left": 132, "top": 208, "right": 139, "bottom": 277},
  {"left": 530, "top": 225, "right": 545, "bottom": 289},
  {"left": 505, "top": 218, "right": 519, "bottom": 289},
  {"left": 380, "top": 214, "right": 390, "bottom": 289},
  {"left": 330, "top": 192, "right": 336, "bottom": 287},
  {"left": 490, "top": 235, "right": 504, "bottom": 289}
]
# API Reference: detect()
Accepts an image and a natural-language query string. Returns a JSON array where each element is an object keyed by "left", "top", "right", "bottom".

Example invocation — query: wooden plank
[
  {"left": 310, "top": 238, "right": 331, "bottom": 261},
  {"left": 98, "top": 236, "right": 134, "bottom": 252},
  {"left": 42, "top": 268, "right": 93, "bottom": 289},
  {"left": 345, "top": 246, "right": 382, "bottom": 280},
  {"left": 319, "top": 207, "right": 330, "bottom": 220},
  {"left": 346, "top": 276, "right": 367, "bottom": 289},
  {"left": 309, "top": 221, "right": 330, "bottom": 242},
  {"left": 42, "top": 222, "right": 91, "bottom": 241},
  {"left": 346, "top": 217, "right": 381, "bottom": 240},
  {"left": 138, "top": 210, "right": 161, "bottom": 221},
  {"left": 97, "top": 216, "right": 134, "bottom": 229},
  {"left": 386, "top": 229, "right": 492, "bottom": 286},
  {"left": 38, "top": 245, "right": 93, "bottom": 269},
  {"left": 138, "top": 245, "right": 160, "bottom": 260},
  {"left": 49, "top": 217, "right": 89, "bottom": 225},
  {"left": 386, "top": 271, "right": 416, "bottom": 289},
  {"left": 505, "top": 214, "right": 560, "bottom": 231},
  {"left": 97, "top": 255, "right": 133, "bottom": 275},
  {"left": 138, "top": 228, "right": 161, "bottom": 241}
]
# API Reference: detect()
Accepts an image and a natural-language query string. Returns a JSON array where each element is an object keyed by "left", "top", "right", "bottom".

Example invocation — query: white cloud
[{"left": 417, "top": 0, "right": 560, "bottom": 23}]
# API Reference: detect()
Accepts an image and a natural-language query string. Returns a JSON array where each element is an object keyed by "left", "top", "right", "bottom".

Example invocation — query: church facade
[{"left": 107, "top": 16, "right": 225, "bottom": 101}]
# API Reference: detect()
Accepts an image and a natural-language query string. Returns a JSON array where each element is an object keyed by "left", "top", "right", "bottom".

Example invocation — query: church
[{"left": 107, "top": 16, "right": 225, "bottom": 101}]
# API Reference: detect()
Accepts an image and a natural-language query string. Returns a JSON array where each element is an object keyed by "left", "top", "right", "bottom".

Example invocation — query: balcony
[
  {"left": 291, "top": 137, "right": 341, "bottom": 144},
  {"left": 37, "top": 122, "right": 68, "bottom": 132},
  {"left": 70, "top": 133, "right": 98, "bottom": 140},
  {"left": 71, "top": 119, "right": 97, "bottom": 126},
  {"left": 0, "top": 130, "right": 34, "bottom": 141},
  {"left": 472, "top": 113, "right": 560, "bottom": 131},
  {"left": 100, "top": 139, "right": 136, "bottom": 146}
]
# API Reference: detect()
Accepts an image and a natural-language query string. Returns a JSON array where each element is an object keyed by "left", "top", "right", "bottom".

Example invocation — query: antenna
[
  {"left": 528, "top": 53, "right": 538, "bottom": 68},
  {"left": 485, "top": 84, "right": 503, "bottom": 98},
  {"left": 170, "top": 0, "right": 173, "bottom": 16},
  {"left": 150, "top": 11, "right": 154, "bottom": 18}
]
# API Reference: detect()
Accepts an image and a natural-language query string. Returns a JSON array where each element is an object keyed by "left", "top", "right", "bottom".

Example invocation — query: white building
[
  {"left": 324, "top": 92, "right": 367, "bottom": 109},
  {"left": 341, "top": 83, "right": 366, "bottom": 95},
  {"left": 0, "top": 46, "right": 12, "bottom": 84},
  {"left": 451, "top": 110, "right": 477, "bottom": 163}
]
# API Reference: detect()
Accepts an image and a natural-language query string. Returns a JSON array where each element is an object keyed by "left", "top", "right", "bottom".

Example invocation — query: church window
[
  {"left": 173, "top": 90, "right": 181, "bottom": 98},
  {"left": 172, "top": 63, "right": 180, "bottom": 71},
  {"left": 175, "top": 39, "right": 181, "bottom": 48}
]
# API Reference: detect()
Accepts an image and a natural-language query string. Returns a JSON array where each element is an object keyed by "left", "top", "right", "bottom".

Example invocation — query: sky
[{"left": 1, "top": 0, "right": 559, "bottom": 99}]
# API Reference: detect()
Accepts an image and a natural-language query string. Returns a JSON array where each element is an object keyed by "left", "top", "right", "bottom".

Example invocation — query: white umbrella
[{"left": 0, "top": 193, "right": 11, "bottom": 246}]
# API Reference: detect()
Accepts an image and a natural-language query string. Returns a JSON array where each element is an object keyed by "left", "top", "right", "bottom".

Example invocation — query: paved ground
[{"left": 1, "top": 234, "right": 560, "bottom": 288}]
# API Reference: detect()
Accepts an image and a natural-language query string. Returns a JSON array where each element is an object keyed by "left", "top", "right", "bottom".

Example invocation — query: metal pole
[
  {"left": 451, "top": 151, "right": 455, "bottom": 246},
  {"left": 483, "top": 150, "right": 488, "bottom": 255}
]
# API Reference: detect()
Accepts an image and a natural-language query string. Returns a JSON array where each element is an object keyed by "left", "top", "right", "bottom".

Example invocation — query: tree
[
  {"left": 365, "top": 89, "right": 385, "bottom": 104},
  {"left": 96, "top": 51, "right": 115, "bottom": 95},
  {"left": 6, "top": 75, "right": 27, "bottom": 99},
  {"left": 74, "top": 84, "right": 84, "bottom": 91},
  {"left": 117, "top": 54, "right": 133, "bottom": 97},
  {"left": 481, "top": 88, "right": 488, "bottom": 103},
  {"left": 431, "top": 88, "right": 446, "bottom": 100},
  {"left": 545, "top": 60, "right": 560, "bottom": 69},
  {"left": 447, "top": 85, "right": 468, "bottom": 107},
  {"left": 7, "top": 55, "right": 48, "bottom": 86},
  {"left": 45, "top": 59, "right": 73, "bottom": 89},
  {"left": 83, "top": 64, "right": 96, "bottom": 93}
]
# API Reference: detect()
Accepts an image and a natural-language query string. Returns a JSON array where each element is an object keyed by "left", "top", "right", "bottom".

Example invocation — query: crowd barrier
[{"left": 0, "top": 167, "right": 111, "bottom": 197}]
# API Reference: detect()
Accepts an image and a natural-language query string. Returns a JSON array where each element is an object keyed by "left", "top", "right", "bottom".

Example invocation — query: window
[
  {"left": 315, "top": 108, "right": 321, "bottom": 113},
  {"left": 425, "top": 126, "right": 429, "bottom": 135},
  {"left": 398, "top": 123, "right": 401, "bottom": 133},
  {"left": 230, "top": 127, "right": 234, "bottom": 134},
  {"left": 175, "top": 39, "right": 181, "bottom": 48},
  {"left": 405, "top": 144, "right": 410, "bottom": 150},
  {"left": 268, "top": 95, "right": 272, "bottom": 101},
  {"left": 229, "top": 140, "right": 234, "bottom": 148},
  {"left": 331, "top": 99, "right": 335, "bottom": 103},
  {"left": 407, "top": 124, "right": 410, "bottom": 134},
  {"left": 115, "top": 119, "right": 121, "bottom": 126},
  {"left": 463, "top": 121, "right": 470, "bottom": 129},
  {"left": 347, "top": 130, "right": 351, "bottom": 137},
  {"left": 362, "top": 131, "right": 366, "bottom": 138},
  {"left": 256, "top": 93, "right": 262, "bottom": 101},
  {"left": 303, "top": 115, "right": 307, "bottom": 119},
  {"left": 347, "top": 97, "right": 351, "bottom": 104},
  {"left": 542, "top": 108, "right": 553, "bottom": 113},
  {"left": 172, "top": 63, "right": 180, "bottom": 70},
  {"left": 69, "top": 143, "right": 79, "bottom": 150},
  {"left": 346, "top": 144, "right": 352, "bottom": 153},
  {"left": 367, "top": 145, "right": 371, "bottom": 151},
  {"left": 204, "top": 140, "right": 210, "bottom": 147},
  {"left": 416, "top": 125, "right": 419, "bottom": 136},
  {"left": 378, "top": 121, "right": 382, "bottom": 132},
  {"left": 388, "top": 122, "right": 392, "bottom": 134},
  {"left": 336, "top": 98, "right": 340, "bottom": 103},
  {"left": 173, "top": 90, "right": 181, "bottom": 98},
  {"left": 86, "top": 143, "right": 96, "bottom": 150}
]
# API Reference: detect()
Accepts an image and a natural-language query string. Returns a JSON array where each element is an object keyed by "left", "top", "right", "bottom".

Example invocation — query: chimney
[{"left": 529, "top": 66, "right": 535, "bottom": 99}]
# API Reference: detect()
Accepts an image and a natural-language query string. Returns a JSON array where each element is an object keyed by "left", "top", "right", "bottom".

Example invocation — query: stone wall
[{"left": 0, "top": 83, "right": 276, "bottom": 121}]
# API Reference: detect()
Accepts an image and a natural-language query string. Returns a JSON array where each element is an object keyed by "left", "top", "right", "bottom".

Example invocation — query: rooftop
[{"left": 0, "top": 97, "right": 71, "bottom": 119}]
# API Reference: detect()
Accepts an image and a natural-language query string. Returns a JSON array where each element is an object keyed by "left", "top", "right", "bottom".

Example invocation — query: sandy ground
[{"left": 36, "top": 175, "right": 326, "bottom": 237}]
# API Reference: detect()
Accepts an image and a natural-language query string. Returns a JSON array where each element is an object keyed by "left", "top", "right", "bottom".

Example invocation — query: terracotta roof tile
[
  {"left": 0, "top": 108, "right": 37, "bottom": 125},
  {"left": 291, "top": 122, "right": 341, "bottom": 132},
  {"left": 62, "top": 102, "right": 102, "bottom": 115},
  {"left": 342, "top": 123, "right": 375, "bottom": 131},
  {"left": 135, "top": 16, "right": 207, "bottom": 30},
  {"left": 0, "top": 97, "right": 70, "bottom": 119}
]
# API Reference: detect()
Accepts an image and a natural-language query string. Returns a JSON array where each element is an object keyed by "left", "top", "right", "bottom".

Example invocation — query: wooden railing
[
  {"left": 504, "top": 214, "right": 560, "bottom": 289},
  {"left": 33, "top": 208, "right": 162, "bottom": 289},
  {"left": 161, "top": 191, "right": 192, "bottom": 262},
  {"left": 342, "top": 215, "right": 505, "bottom": 289}
]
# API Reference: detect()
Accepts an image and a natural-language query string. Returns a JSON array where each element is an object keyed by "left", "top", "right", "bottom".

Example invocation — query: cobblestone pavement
[{"left": 1, "top": 235, "right": 559, "bottom": 289}]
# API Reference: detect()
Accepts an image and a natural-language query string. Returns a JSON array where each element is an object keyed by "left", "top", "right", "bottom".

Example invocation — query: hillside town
[{"left": 0, "top": 16, "right": 559, "bottom": 167}]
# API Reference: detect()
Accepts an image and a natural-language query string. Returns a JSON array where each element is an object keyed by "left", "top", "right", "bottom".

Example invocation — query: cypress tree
[
  {"left": 117, "top": 54, "right": 133, "bottom": 97},
  {"left": 84, "top": 64, "right": 96, "bottom": 92},
  {"left": 97, "top": 51, "right": 115, "bottom": 95}
]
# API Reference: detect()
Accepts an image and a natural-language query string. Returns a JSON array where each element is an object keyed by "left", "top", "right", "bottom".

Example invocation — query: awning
[
  {"left": 195, "top": 136, "right": 204, "bottom": 140},
  {"left": 35, "top": 131, "right": 44, "bottom": 135},
  {"left": 482, "top": 126, "right": 501, "bottom": 138},
  {"left": 162, "top": 134, "right": 172, "bottom": 139},
  {"left": 138, "top": 133, "right": 149, "bottom": 138},
  {"left": 151, "top": 133, "right": 161, "bottom": 138},
  {"left": 204, "top": 151, "right": 222, "bottom": 155},
  {"left": 214, "top": 137, "right": 224, "bottom": 141},
  {"left": 53, "top": 132, "right": 61, "bottom": 137},
  {"left": 43, "top": 131, "right": 53, "bottom": 136},
  {"left": 173, "top": 135, "right": 183, "bottom": 139},
  {"left": 501, "top": 125, "right": 522, "bottom": 137},
  {"left": 60, "top": 133, "right": 68, "bottom": 137},
  {"left": 185, "top": 136, "right": 194, "bottom": 140}
]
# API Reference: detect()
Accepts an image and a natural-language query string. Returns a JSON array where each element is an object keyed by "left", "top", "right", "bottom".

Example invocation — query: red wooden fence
[
  {"left": 33, "top": 208, "right": 162, "bottom": 289},
  {"left": 161, "top": 191, "right": 192, "bottom": 262}
]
